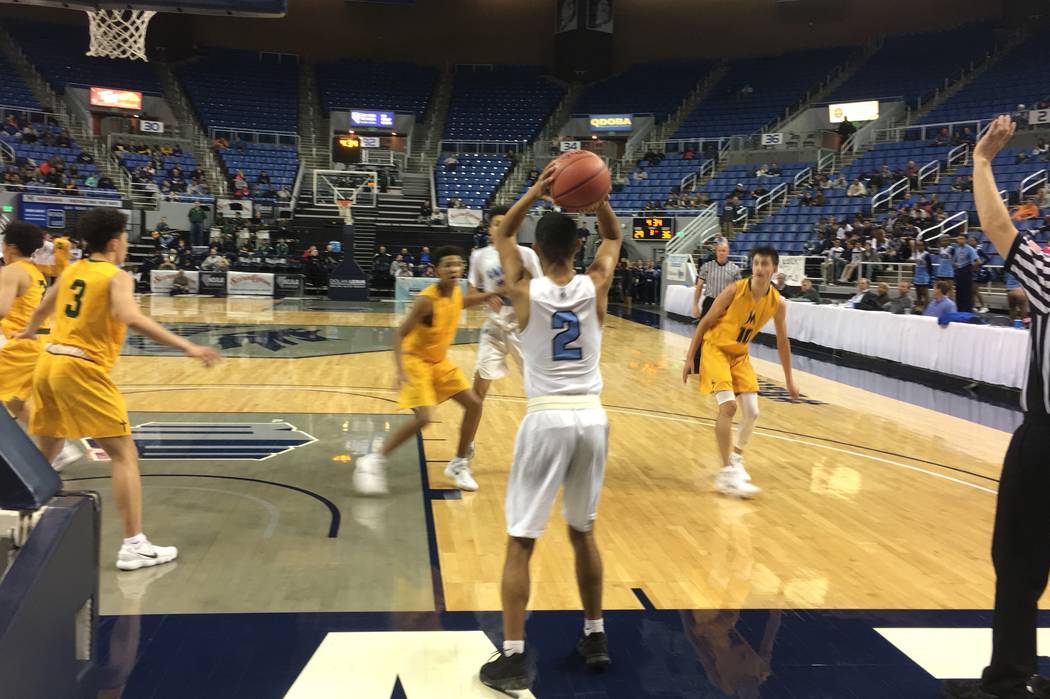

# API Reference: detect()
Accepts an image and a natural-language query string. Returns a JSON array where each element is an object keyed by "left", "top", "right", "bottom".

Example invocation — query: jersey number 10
[{"left": 552, "top": 310, "right": 582, "bottom": 361}]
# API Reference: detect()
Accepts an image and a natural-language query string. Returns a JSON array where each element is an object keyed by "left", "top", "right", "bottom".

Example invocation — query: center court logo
[{"left": 84, "top": 421, "right": 316, "bottom": 461}]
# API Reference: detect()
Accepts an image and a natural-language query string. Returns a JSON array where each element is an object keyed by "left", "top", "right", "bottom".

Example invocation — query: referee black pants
[
  {"left": 982, "top": 416, "right": 1050, "bottom": 695},
  {"left": 691, "top": 296, "right": 715, "bottom": 373},
  {"left": 955, "top": 268, "right": 974, "bottom": 312}
]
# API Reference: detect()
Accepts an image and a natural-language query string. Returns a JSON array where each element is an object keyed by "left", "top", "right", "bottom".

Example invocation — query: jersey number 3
[
  {"left": 64, "top": 279, "right": 86, "bottom": 318},
  {"left": 551, "top": 310, "right": 582, "bottom": 361}
]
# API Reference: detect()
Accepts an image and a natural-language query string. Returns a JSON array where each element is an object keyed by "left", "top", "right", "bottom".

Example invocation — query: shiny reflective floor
[{"left": 77, "top": 295, "right": 1047, "bottom": 698}]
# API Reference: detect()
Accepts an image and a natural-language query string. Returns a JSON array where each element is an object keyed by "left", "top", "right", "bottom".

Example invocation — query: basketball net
[
  {"left": 336, "top": 200, "right": 353, "bottom": 225},
  {"left": 85, "top": 9, "right": 157, "bottom": 62}
]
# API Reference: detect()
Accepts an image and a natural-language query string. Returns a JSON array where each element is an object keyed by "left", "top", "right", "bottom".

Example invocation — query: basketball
[{"left": 549, "top": 150, "right": 611, "bottom": 212}]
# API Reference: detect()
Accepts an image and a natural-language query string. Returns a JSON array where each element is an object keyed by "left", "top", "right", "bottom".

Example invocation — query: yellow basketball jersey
[
  {"left": 50, "top": 259, "right": 127, "bottom": 370},
  {"left": 53, "top": 236, "right": 71, "bottom": 272},
  {"left": 0, "top": 259, "right": 46, "bottom": 338},
  {"left": 402, "top": 284, "right": 462, "bottom": 363},
  {"left": 706, "top": 278, "right": 780, "bottom": 355}
]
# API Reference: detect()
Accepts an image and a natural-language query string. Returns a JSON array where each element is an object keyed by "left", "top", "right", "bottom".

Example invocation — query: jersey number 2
[
  {"left": 65, "top": 279, "right": 86, "bottom": 318},
  {"left": 551, "top": 311, "right": 582, "bottom": 361}
]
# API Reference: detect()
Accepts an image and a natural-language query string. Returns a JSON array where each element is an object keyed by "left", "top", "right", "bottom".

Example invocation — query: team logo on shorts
[{"left": 84, "top": 420, "right": 316, "bottom": 461}]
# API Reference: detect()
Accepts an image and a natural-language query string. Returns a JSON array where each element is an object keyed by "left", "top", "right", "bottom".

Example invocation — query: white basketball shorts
[
  {"left": 474, "top": 321, "right": 523, "bottom": 381},
  {"left": 505, "top": 401, "right": 608, "bottom": 538}
]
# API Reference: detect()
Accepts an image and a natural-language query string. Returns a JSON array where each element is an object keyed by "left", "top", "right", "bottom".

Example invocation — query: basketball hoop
[
  {"left": 336, "top": 199, "right": 353, "bottom": 225},
  {"left": 85, "top": 9, "right": 157, "bottom": 62}
]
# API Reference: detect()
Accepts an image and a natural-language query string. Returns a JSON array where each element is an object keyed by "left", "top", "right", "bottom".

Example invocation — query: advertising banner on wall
[
  {"left": 198, "top": 271, "right": 227, "bottom": 295},
  {"left": 227, "top": 271, "right": 275, "bottom": 296},
  {"left": 274, "top": 273, "right": 305, "bottom": 297},
  {"left": 150, "top": 270, "right": 199, "bottom": 294},
  {"left": 448, "top": 208, "right": 484, "bottom": 228}
]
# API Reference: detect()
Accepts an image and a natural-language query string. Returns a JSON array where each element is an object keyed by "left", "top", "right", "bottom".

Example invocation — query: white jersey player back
[
  {"left": 469, "top": 244, "right": 542, "bottom": 331},
  {"left": 520, "top": 275, "right": 603, "bottom": 398}
]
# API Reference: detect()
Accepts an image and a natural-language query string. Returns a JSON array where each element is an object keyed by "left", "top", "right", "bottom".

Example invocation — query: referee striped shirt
[
  {"left": 697, "top": 259, "right": 742, "bottom": 299},
  {"left": 1005, "top": 236, "right": 1050, "bottom": 418}
]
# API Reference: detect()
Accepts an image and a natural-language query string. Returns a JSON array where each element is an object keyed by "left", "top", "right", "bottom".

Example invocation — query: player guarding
[
  {"left": 479, "top": 170, "right": 621, "bottom": 692},
  {"left": 353, "top": 246, "right": 499, "bottom": 495},
  {"left": 0, "top": 223, "right": 48, "bottom": 426},
  {"left": 682, "top": 246, "right": 799, "bottom": 498},
  {"left": 462, "top": 205, "right": 543, "bottom": 489},
  {"left": 17, "top": 208, "right": 221, "bottom": 570}
]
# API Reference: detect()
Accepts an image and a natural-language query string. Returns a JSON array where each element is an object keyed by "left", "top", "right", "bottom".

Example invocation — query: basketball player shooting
[
  {"left": 682, "top": 246, "right": 799, "bottom": 498},
  {"left": 478, "top": 164, "right": 620, "bottom": 692}
]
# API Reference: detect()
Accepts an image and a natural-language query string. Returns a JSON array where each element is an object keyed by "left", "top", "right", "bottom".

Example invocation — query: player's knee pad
[{"left": 735, "top": 392, "right": 759, "bottom": 449}]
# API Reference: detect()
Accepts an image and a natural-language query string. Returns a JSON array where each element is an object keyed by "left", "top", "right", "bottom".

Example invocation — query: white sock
[
  {"left": 123, "top": 533, "right": 145, "bottom": 547},
  {"left": 584, "top": 618, "right": 604, "bottom": 635},
  {"left": 503, "top": 640, "right": 524, "bottom": 656}
]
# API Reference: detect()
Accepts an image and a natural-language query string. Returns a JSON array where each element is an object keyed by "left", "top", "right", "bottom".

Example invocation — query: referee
[
  {"left": 691, "top": 240, "right": 741, "bottom": 371},
  {"left": 944, "top": 115, "right": 1050, "bottom": 699}
]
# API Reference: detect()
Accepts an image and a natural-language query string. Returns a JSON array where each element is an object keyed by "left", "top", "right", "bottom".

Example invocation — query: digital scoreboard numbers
[{"left": 632, "top": 217, "right": 675, "bottom": 240}]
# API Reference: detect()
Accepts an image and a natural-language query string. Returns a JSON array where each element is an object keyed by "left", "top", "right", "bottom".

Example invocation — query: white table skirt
[{"left": 663, "top": 285, "right": 1029, "bottom": 388}]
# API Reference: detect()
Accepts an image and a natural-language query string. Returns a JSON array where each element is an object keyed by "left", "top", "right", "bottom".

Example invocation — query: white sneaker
[
  {"left": 716, "top": 466, "right": 761, "bottom": 499},
  {"left": 444, "top": 456, "right": 478, "bottom": 491},
  {"left": 728, "top": 453, "right": 752, "bottom": 482},
  {"left": 116, "top": 537, "right": 178, "bottom": 571},
  {"left": 52, "top": 441, "right": 82, "bottom": 472},
  {"left": 979, "top": 306, "right": 989, "bottom": 314},
  {"left": 353, "top": 453, "right": 388, "bottom": 495}
]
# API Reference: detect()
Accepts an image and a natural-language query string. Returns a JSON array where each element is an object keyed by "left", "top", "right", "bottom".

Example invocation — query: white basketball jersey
[
  {"left": 520, "top": 275, "right": 603, "bottom": 398},
  {"left": 469, "top": 244, "right": 542, "bottom": 330}
]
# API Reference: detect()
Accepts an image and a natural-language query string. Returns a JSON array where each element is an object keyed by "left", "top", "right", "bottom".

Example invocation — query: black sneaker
[
  {"left": 577, "top": 631, "right": 611, "bottom": 671},
  {"left": 479, "top": 651, "right": 529, "bottom": 692},
  {"left": 1030, "top": 676, "right": 1050, "bottom": 698}
]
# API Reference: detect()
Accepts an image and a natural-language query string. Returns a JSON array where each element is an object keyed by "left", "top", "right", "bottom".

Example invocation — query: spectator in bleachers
[
  {"left": 77, "top": 150, "right": 93, "bottom": 165},
  {"left": 418, "top": 246, "right": 431, "bottom": 271},
  {"left": 952, "top": 175, "right": 972, "bottom": 192},
  {"left": 399, "top": 248, "right": 414, "bottom": 268},
  {"left": 868, "top": 281, "right": 892, "bottom": 310},
  {"left": 751, "top": 183, "right": 768, "bottom": 199},
  {"left": 443, "top": 154, "right": 459, "bottom": 171},
  {"left": 905, "top": 160, "right": 919, "bottom": 189},
  {"left": 683, "top": 148, "right": 696, "bottom": 161},
  {"left": 923, "top": 281, "right": 957, "bottom": 320},
  {"left": 188, "top": 204, "right": 207, "bottom": 247},
  {"left": 910, "top": 239, "right": 932, "bottom": 310},
  {"left": 632, "top": 168, "right": 648, "bottom": 183},
  {"left": 839, "top": 241, "right": 865, "bottom": 283},
  {"left": 773, "top": 273, "right": 794, "bottom": 299},
  {"left": 845, "top": 277, "right": 876, "bottom": 309},
  {"left": 201, "top": 247, "right": 228, "bottom": 271},
  {"left": 170, "top": 269, "right": 191, "bottom": 296},
  {"left": 847, "top": 179, "right": 867, "bottom": 197},
  {"left": 796, "top": 278, "right": 820, "bottom": 303},
  {"left": 949, "top": 234, "right": 978, "bottom": 313},
  {"left": 722, "top": 197, "right": 740, "bottom": 236},
  {"left": 1011, "top": 198, "right": 1040, "bottom": 221},
  {"left": 931, "top": 128, "right": 951, "bottom": 147},
  {"left": 800, "top": 190, "right": 815, "bottom": 207},
  {"left": 755, "top": 163, "right": 771, "bottom": 177},
  {"left": 232, "top": 170, "right": 246, "bottom": 189},
  {"left": 767, "top": 163, "right": 782, "bottom": 177},
  {"left": 276, "top": 185, "right": 291, "bottom": 202},
  {"left": 257, "top": 171, "right": 271, "bottom": 187},
  {"left": 837, "top": 117, "right": 857, "bottom": 143},
  {"left": 884, "top": 282, "right": 914, "bottom": 314}
]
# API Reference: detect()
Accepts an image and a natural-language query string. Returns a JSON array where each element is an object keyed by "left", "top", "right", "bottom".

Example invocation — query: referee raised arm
[{"left": 944, "top": 115, "right": 1050, "bottom": 699}]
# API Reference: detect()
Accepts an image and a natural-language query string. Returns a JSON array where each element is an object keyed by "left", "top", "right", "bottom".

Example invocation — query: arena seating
[
  {"left": 0, "top": 53, "right": 40, "bottom": 111},
  {"left": 610, "top": 154, "right": 708, "bottom": 212},
  {"left": 115, "top": 146, "right": 213, "bottom": 203},
  {"left": 4, "top": 20, "right": 161, "bottom": 96},
  {"left": 827, "top": 24, "right": 998, "bottom": 107},
  {"left": 178, "top": 49, "right": 298, "bottom": 133},
  {"left": 316, "top": 59, "right": 437, "bottom": 119},
  {"left": 1, "top": 124, "right": 119, "bottom": 199},
  {"left": 572, "top": 60, "right": 713, "bottom": 124},
  {"left": 443, "top": 66, "right": 564, "bottom": 142},
  {"left": 434, "top": 154, "right": 512, "bottom": 209},
  {"left": 673, "top": 47, "right": 851, "bottom": 139},
  {"left": 219, "top": 143, "right": 298, "bottom": 200},
  {"left": 921, "top": 35, "right": 1050, "bottom": 124}
]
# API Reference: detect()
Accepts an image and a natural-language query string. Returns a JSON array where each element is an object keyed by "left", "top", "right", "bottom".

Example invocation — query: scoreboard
[{"left": 632, "top": 216, "right": 675, "bottom": 240}]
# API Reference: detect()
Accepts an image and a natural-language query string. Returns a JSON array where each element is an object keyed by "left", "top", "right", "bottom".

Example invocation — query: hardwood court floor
[{"left": 98, "top": 295, "right": 1044, "bottom": 618}]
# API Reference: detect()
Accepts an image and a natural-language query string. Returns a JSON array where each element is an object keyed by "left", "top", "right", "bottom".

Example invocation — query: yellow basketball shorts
[
  {"left": 0, "top": 336, "right": 43, "bottom": 403},
  {"left": 398, "top": 354, "right": 470, "bottom": 410},
  {"left": 30, "top": 352, "right": 131, "bottom": 439},
  {"left": 698, "top": 342, "right": 759, "bottom": 395}
]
